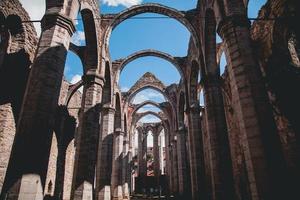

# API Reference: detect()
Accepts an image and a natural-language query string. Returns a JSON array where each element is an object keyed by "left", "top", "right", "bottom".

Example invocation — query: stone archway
[{"left": 103, "top": 3, "right": 201, "bottom": 51}]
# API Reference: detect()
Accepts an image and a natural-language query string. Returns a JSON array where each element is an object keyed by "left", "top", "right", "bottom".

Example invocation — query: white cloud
[
  {"left": 20, "top": 0, "right": 45, "bottom": 36},
  {"left": 70, "top": 74, "right": 82, "bottom": 84},
  {"left": 71, "top": 31, "right": 86, "bottom": 46},
  {"left": 70, "top": 74, "right": 83, "bottom": 93},
  {"left": 121, "top": 87, "right": 129, "bottom": 92},
  {"left": 139, "top": 115, "right": 160, "bottom": 123},
  {"left": 101, "top": 0, "right": 142, "bottom": 7},
  {"left": 132, "top": 90, "right": 165, "bottom": 104}
]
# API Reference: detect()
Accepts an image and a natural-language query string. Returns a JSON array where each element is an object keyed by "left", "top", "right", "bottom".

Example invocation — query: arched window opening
[
  {"left": 5, "top": 15, "right": 23, "bottom": 35},
  {"left": 247, "top": 0, "right": 267, "bottom": 23},
  {"left": 220, "top": 52, "right": 227, "bottom": 75},
  {"left": 110, "top": 12, "right": 192, "bottom": 59},
  {"left": 158, "top": 129, "right": 166, "bottom": 175},
  {"left": 64, "top": 51, "right": 84, "bottom": 94},
  {"left": 146, "top": 131, "right": 154, "bottom": 177}
]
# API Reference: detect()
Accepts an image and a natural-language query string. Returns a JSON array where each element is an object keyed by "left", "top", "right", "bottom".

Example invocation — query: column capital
[
  {"left": 187, "top": 103, "right": 201, "bottom": 115},
  {"left": 82, "top": 69, "right": 105, "bottom": 87},
  {"left": 41, "top": 13, "right": 76, "bottom": 36},
  {"left": 101, "top": 105, "right": 115, "bottom": 114},
  {"left": 217, "top": 14, "right": 250, "bottom": 39},
  {"left": 114, "top": 128, "right": 124, "bottom": 136}
]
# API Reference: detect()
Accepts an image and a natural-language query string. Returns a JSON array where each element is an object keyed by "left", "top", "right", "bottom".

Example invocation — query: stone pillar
[
  {"left": 202, "top": 74, "right": 234, "bottom": 200},
  {"left": 53, "top": 107, "right": 76, "bottom": 200},
  {"left": 122, "top": 138, "right": 130, "bottom": 200},
  {"left": 186, "top": 104, "right": 207, "bottom": 200},
  {"left": 0, "top": 104, "right": 15, "bottom": 195},
  {"left": 218, "top": 13, "right": 292, "bottom": 199},
  {"left": 176, "top": 127, "right": 189, "bottom": 198},
  {"left": 171, "top": 139, "right": 178, "bottom": 196},
  {"left": 96, "top": 106, "right": 115, "bottom": 200},
  {"left": 72, "top": 70, "right": 104, "bottom": 200},
  {"left": 164, "top": 132, "right": 172, "bottom": 197},
  {"left": 153, "top": 133, "right": 160, "bottom": 179},
  {"left": 0, "top": 7, "right": 78, "bottom": 200},
  {"left": 138, "top": 128, "right": 147, "bottom": 178},
  {"left": 111, "top": 129, "right": 124, "bottom": 200}
]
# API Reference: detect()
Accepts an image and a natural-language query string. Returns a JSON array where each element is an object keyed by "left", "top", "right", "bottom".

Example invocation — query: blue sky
[{"left": 20, "top": 0, "right": 267, "bottom": 123}]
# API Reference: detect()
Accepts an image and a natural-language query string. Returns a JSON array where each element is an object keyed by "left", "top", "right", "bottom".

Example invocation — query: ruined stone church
[{"left": 0, "top": 0, "right": 300, "bottom": 199}]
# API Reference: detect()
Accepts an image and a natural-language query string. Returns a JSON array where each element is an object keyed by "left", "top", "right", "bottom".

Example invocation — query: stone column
[
  {"left": 176, "top": 127, "right": 189, "bottom": 198},
  {"left": 171, "top": 139, "right": 178, "bottom": 196},
  {"left": 164, "top": 132, "right": 172, "bottom": 197},
  {"left": 72, "top": 70, "right": 104, "bottom": 200},
  {"left": 53, "top": 107, "right": 76, "bottom": 200},
  {"left": 96, "top": 106, "right": 115, "bottom": 200},
  {"left": 153, "top": 133, "right": 160, "bottom": 179},
  {"left": 218, "top": 13, "right": 292, "bottom": 199},
  {"left": 111, "top": 129, "right": 124, "bottom": 200},
  {"left": 186, "top": 104, "right": 207, "bottom": 200},
  {"left": 138, "top": 128, "right": 147, "bottom": 179},
  {"left": 202, "top": 74, "right": 234, "bottom": 200},
  {"left": 0, "top": 7, "right": 78, "bottom": 200},
  {"left": 122, "top": 138, "right": 130, "bottom": 200}
]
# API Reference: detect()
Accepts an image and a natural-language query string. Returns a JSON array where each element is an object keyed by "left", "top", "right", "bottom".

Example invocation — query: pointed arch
[{"left": 103, "top": 3, "right": 200, "bottom": 51}]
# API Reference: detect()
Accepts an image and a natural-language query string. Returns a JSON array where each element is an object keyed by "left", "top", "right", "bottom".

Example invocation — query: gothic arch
[
  {"left": 103, "top": 3, "right": 200, "bottom": 51},
  {"left": 133, "top": 111, "right": 164, "bottom": 127},
  {"left": 132, "top": 100, "right": 164, "bottom": 116},
  {"left": 117, "top": 49, "right": 184, "bottom": 78},
  {"left": 124, "top": 72, "right": 168, "bottom": 103}
]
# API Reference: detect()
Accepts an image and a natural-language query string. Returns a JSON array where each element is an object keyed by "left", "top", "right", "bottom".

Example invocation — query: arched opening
[
  {"left": 247, "top": 0, "right": 267, "bottom": 22},
  {"left": 219, "top": 52, "right": 226, "bottom": 76},
  {"left": 146, "top": 130, "right": 154, "bottom": 177},
  {"left": 119, "top": 56, "right": 181, "bottom": 89},
  {"left": 5, "top": 15, "right": 23, "bottom": 35},
  {"left": 105, "top": 4, "right": 200, "bottom": 56},
  {"left": 158, "top": 129, "right": 166, "bottom": 175}
]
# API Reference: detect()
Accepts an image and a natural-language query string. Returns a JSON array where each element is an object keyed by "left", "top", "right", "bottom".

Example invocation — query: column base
[
  {"left": 112, "top": 185, "right": 123, "bottom": 200},
  {"left": 3, "top": 174, "right": 44, "bottom": 200},
  {"left": 98, "top": 185, "right": 111, "bottom": 200},
  {"left": 123, "top": 183, "right": 130, "bottom": 200},
  {"left": 73, "top": 181, "right": 93, "bottom": 200}
]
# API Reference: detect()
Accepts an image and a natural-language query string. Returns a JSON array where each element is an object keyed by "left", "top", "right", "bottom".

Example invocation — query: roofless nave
[{"left": 0, "top": 0, "right": 300, "bottom": 200}]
